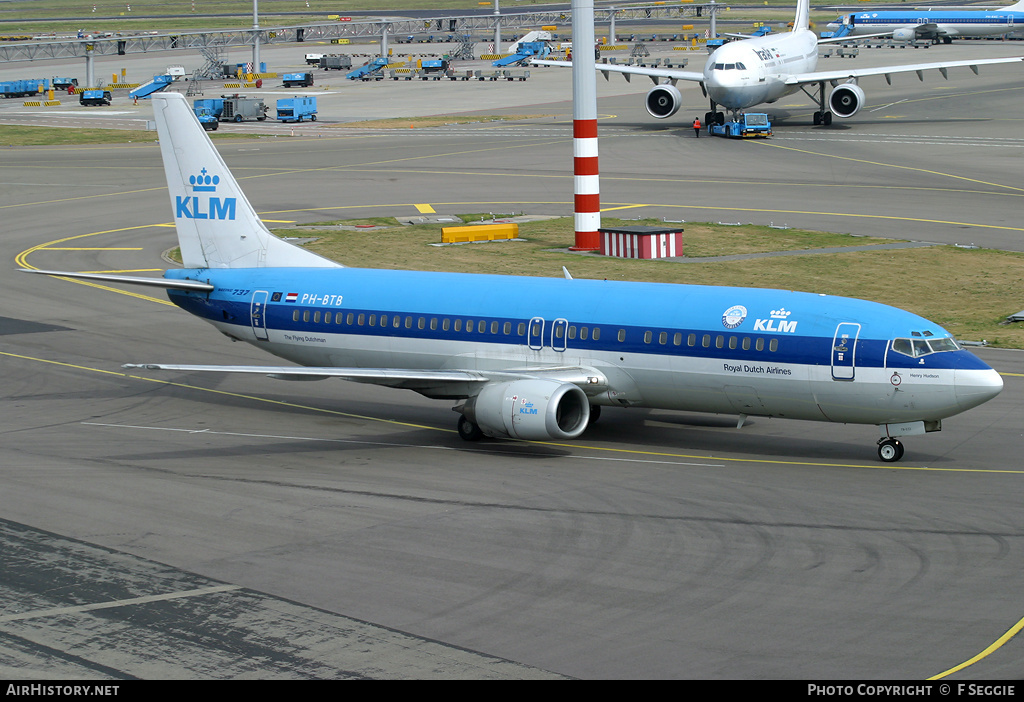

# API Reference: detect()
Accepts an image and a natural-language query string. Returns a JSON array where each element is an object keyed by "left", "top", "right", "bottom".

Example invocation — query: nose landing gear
[{"left": 877, "top": 437, "right": 905, "bottom": 463}]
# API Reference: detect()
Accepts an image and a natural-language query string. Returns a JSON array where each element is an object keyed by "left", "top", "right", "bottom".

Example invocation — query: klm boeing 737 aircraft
[
  {"left": 534, "top": 0, "right": 1024, "bottom": 126},
  {"left": 23, "top": 92, "right": 1002, "bottom": 462},
  {"left": 828, "top": 0, "right": 1024, "bottom": 44}
]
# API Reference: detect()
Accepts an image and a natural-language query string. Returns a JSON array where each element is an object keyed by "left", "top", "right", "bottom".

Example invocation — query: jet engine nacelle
[
  {"left": 645, "top": 83, "right": 683, "bottom": 119},
  {"left": 892, "top": 27, "right": 918, "bottom": 42},
  {"left": 466, "top": 379, "right": 590, "bottom": 440},
  {"left": 828, "top": 82, "right": 866, "bottom": 118}
]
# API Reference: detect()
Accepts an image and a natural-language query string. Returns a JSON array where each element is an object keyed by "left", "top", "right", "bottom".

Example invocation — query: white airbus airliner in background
[
  {"left": 534, "top": 0, "right": 1024, "bottom": 126},
  {"left": 22, "top": 92, "right": 1003, "bottom": 463}
]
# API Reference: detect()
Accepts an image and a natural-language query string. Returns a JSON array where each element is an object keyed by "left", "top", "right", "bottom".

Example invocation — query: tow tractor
[{"left": 708, "top": 112, "right": 772, "bottom": 139}]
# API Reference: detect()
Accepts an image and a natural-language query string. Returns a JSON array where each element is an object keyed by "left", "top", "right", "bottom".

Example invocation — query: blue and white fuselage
[
  {"left": 828, "top": 2, "right": 1024, "bottom": 43},
  {"left": 163, "top": 266, "right": 1000, "bottom": 432},
  {"left": 23, "top": 91, "right": 1003, "bottom": 462}
]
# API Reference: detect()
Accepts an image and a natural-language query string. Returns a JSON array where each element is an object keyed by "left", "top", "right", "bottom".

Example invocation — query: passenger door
[
  {"left": 831, "top": 322, "right": 860, "bottom": 380},
  {"left": 250, "top": 290, "right": 269, "bottom": 341}
]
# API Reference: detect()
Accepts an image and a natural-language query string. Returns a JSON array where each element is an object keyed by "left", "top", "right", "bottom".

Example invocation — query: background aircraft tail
[
  {"left": 151, "top": 92, "right": 339, "bottom": 269},
  {"left": 793, "top": 0, "right": 811, "bottom": 32},
  {"left": 1003, "top": 0, "right": 1024, "bottom": 10}
]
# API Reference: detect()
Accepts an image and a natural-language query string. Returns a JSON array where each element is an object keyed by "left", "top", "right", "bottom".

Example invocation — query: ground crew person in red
[{"left": 692, "top": 116, "right": 701, "bottom": 137}]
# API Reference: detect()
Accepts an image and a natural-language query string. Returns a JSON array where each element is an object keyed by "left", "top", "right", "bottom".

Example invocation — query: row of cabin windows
[
  {"left": 642, "top": 330, "right": 779, "bottom": 353},
  {"left": 288, "top": 309, "right": 778, "bottom": 352},
  {"left": 294, "top": 309, "right": 525, "bottom": 335},
  {"left": 292, "top": 310, "right": 604, "bottom": 340}
]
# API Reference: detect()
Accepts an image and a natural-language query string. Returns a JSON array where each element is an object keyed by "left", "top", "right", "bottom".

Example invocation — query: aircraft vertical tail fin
[
  {"left": 151, "top": 92, "right": 340, "bottom": 270},
  {"left": 1002, "top": 0, "right": 1024, "bottom": 10},
  {"left": 793, "top": 0, "right": 811, "bottom": 32}
]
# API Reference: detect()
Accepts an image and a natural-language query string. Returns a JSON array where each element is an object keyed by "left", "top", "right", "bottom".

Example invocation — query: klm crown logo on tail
[{"left": 176, "top": 167, "right": 237, "bottom": 221}]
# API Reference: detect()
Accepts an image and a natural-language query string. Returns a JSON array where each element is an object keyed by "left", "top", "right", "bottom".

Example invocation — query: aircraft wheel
[
  {"left": 457, "top": 415, "right": 483, "bottom": 441},
  {"left": 588, "top": 404, "right": 601, "bottom": 427},
  {"left": 877, "top": 438, "right": 904, "bottom": 463},
  {"left": 715, "top": 112, "right": 725, "bottom": 126},
  {"left": 823, "top": 112, "right": 833, "bottom": 126},
  {"left": 813, "top": 111, "right": 821, "bottom": 125}
]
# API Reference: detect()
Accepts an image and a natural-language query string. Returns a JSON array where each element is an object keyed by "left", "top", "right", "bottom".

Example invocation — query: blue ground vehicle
[
  {"left": 276, "top": 96, "right": 317, "bottom": 122},
  {"left": 709, "top": 113, "right": 772, "bottom": 138},
  {"left": 193, "top": 99, "right": 223, "bottom": 130},
  {"left": 129, "top": 74, "right": 174, "bottom": 100},
  {"left": 0, "top": 79, "right": 49, "bottom": 98},
  {"left": 79, "top": 89, "right": 112, "bottom": 106},
  {"left": 346, "top": 58, "right": 389, "bottom": 81},
  {"left": 283, "top": 72, "right": 314, "bottom": 88},
  {"left": 492, "top": 41, "right": 551, "bottom": 67}
]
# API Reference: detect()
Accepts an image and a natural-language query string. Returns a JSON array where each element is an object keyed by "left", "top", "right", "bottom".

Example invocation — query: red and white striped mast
[{"left": 570, "top": 0, "right": 601, "bottom": 251}]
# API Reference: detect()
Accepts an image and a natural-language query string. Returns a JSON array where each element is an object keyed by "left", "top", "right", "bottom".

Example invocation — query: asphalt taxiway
[{"left": 2, "top": 38, "right": 1024, "bottom": 679}]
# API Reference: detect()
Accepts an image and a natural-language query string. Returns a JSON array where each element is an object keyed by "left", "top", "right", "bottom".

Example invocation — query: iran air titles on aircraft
[
  {"left": 22, "top": 92, "right": 1003, "bottom": 463},
  {"left": 534, "top": 0, "right": 1024, "bottom": 126},
  {"left": 828, "top": 0, "right": 1024, "bottom": 44}
]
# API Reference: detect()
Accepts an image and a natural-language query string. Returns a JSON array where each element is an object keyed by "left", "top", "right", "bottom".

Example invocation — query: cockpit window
[
  {"left": 928, "top": 337, "right": 959, "bottom": 353},
  {"left": 735, "top": 62, "right": 746, "bottom": 70},
  {"left": 891, "top": 336, "right": 960, "bottom": 358}
]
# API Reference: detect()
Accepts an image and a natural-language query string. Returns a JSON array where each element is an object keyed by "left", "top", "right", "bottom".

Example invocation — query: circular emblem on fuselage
[{"left": 722, "top": 305, "right": 747, "bottom": 329}]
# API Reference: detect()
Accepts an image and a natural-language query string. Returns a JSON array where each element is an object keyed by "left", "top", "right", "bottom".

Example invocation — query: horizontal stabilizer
[{"left": 20, "top": 269, "right": 214, "bottom": 291}]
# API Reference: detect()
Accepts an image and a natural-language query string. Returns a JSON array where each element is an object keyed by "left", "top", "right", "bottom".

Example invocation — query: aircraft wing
[
  {"left": 817, "top": 31, "right": 898, "bottom": 44},
  {"left": 531, "top": 59, "right": 705, "bottom": 85},
  {"left": 123, "top": 363, "right": 608, "bottom": 395},
  {"left": 785, "top": 55, "right": 1024, "bottom": 86}
]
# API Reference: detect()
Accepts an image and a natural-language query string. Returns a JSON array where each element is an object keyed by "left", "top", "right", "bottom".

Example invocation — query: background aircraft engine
[
  {"left": 468, "top": 379, "right": 590, "bottom": 440},
  {"left": 892, "top": 28, "right": 918, "bottom": 42},
  {"left": 645, "top": 84, "right": 683, "bottom": 119},
  {"left": 828, "top": 83, "right": 866, "bottom": 118}
]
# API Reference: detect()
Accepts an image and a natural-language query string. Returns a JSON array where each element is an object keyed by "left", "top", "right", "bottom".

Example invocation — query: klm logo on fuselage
[
  {"left": 176, "top": 167, "right": 236, "bottom": 220},
  {"left": 754, "top": 308, "right": 798, "bottom": 333}
]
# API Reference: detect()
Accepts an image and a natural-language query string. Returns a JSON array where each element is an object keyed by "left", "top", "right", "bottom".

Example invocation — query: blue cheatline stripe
[{"left": 163, "top": 266, "right": 986, "bottom": 372}]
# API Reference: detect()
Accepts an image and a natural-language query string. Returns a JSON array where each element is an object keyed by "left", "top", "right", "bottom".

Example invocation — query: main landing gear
[
  {"left": 803, "top": 80, "right": 833, "bottom": 126},
  {"left": 877, "top": 437, "right": 905, "bottom": 463},
  {"left": 457, "top": 414, "right": 483, "bottom": 441}
]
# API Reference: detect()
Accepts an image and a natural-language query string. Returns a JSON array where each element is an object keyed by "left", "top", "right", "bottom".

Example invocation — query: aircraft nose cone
[{"left": 955, "top": 368, "right": 1003, "bottom": 410}]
